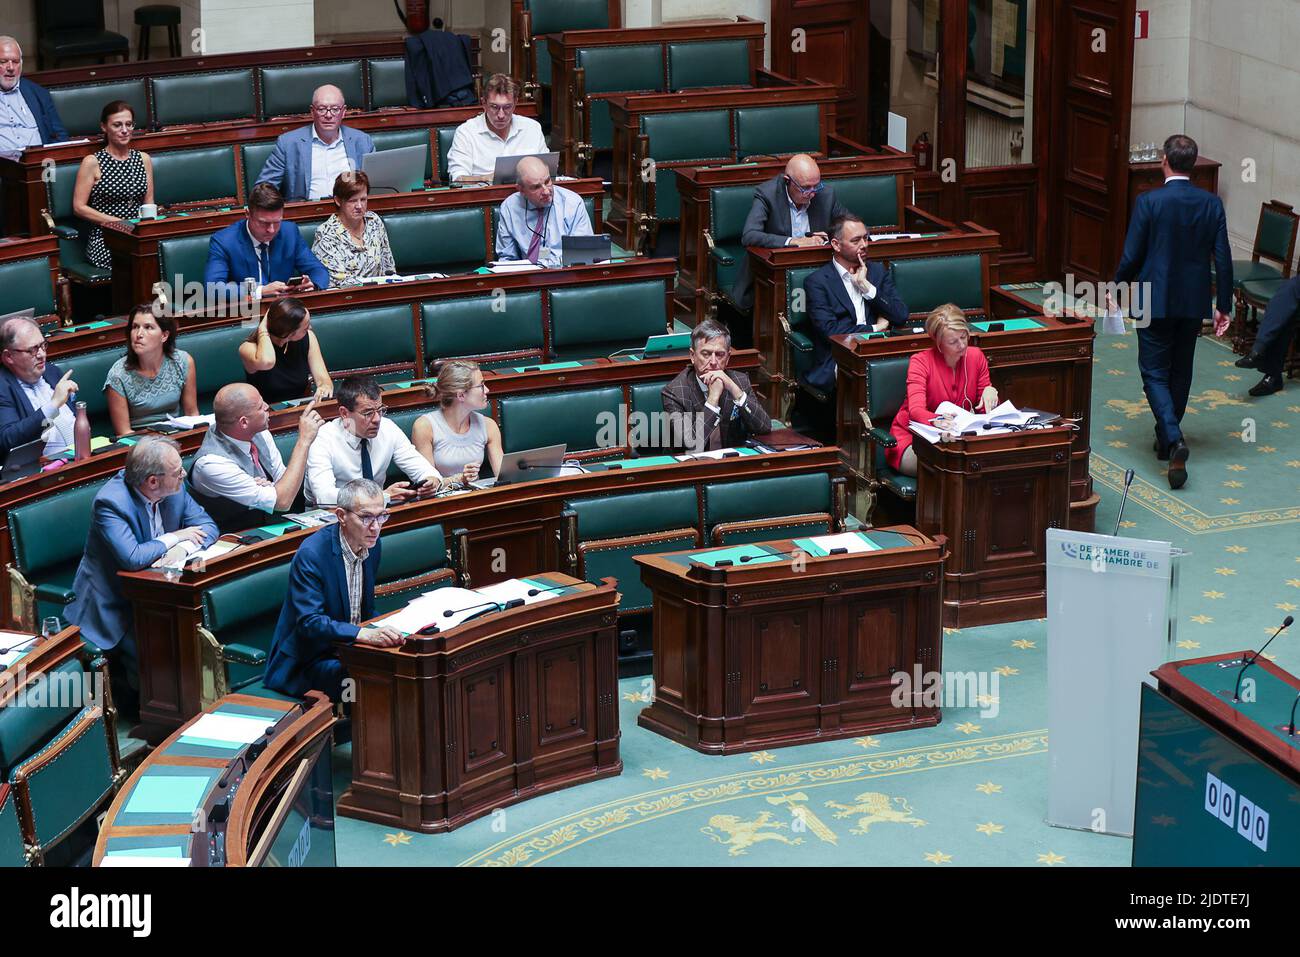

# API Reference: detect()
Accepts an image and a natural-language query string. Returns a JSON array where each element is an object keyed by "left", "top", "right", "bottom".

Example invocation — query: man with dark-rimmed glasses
[{"left": 0, "top": 315, "right": 79, "bottom": 459}]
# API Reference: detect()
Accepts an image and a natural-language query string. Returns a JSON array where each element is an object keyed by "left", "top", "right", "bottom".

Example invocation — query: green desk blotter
[
  {"left": 688, "top": 544, "right": 785, "bottom": 567},
  {"left": 502, "top": 361, "right": 585, "bottom": 373},
  {"left": 971, "top": 318, "right": 1045, "bottom": 332}
]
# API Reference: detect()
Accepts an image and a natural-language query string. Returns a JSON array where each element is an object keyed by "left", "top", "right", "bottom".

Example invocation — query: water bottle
[{"left": 73, "top": 401, "right": 92, "bottom": 460}]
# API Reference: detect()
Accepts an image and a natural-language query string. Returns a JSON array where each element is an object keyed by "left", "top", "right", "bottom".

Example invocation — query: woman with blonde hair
[
  {"left": 886, "top": 303, "right": 999, "bottom": 477},
  {"left": 412, "top": 360, "right": 504, "bottom": 484}
]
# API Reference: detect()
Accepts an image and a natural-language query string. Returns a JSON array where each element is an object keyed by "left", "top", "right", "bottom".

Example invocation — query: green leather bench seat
[
  {"left": 0, "top": 255, "right": 57, "bottom": 318},
  {"left": 54, "top": 347, "right": 119, "bottom": 427},
  {"left": 182, "top": 324, "right": 258, "bottom": 412},
  {"left": 734, "top": 103, "right": 821, "bottom": 160},
  {"left": 421, "top": 291, "right": 545, "bottom": 367},
  {"left": 548, "top": 279, "right": 669, "bottom": 360},
  {"left": 386, "top": 207, "right": 486, "bottom": 274},
  {"left": 151, "top": 70, "right": 257, "bottom": 127},
  {"left": 241, "top": 141, "right": 276, "bottom": 192},
  {"left": 0, "top": 660, "right": 83, "bottom": 776},
  {"left": 259, "top": 62, "right": 365, "bottom": 119},
  {"left": 11, "top": 705, "right": 114, "bottom": 852},
  {"left": 577, "top": 44, "right": 663, "bottom": 151},
  {"left": 708, "top": 184, "right": 759, "bottom": 304},
  {"left": 44, "top": 159, "right": 109, "bottom": 285},
  {"left": 47, "top": 79, "right": 148, "bottom": 138},
  {"left": 667, "top": 40, "right": 751, "bottom": 91},
  {"left": 785, "top": 265, "right": 822, "bottom": 385},
  {"left": 640, "top": 109, "right": 732, "bottom": 223},
  {"left": 371, "top": 523, "right": 455, "bottom": 615},
  {"left": 370, "top": 128, "right": 434, "bottom": 184},
  {"left": 1240, "top": 277, "right": 1285, "bottom": 306},
  {"left": 151, "top": 146, "right": 240, "bottom": 209},
  {"left": 8, "top": 479, "right": 108, "bottom": 623},
  {"left": 311, "top": 304, "right": 417, "bottom": 378},
  {"left": 367, "top": 57, "right": 408, "bottom": 110},
  {"left": 0, "top": 787, "right": 24, "bottom": 866},
  {"left": 528, "top": 0, "right": 614, "bottom": 87},
  {"left": 498, "top": 385, "right": 623, "bottom": 456},
  {"left": 436, "top": 126, "right": 456, "bottom": 183},
  {"left": 890, "top": 252, "right": 985, "bottom": 315},
  {"left": 201, "top": 562, "right": 292, "bottom": 690},
  {"left": 703, "top": 472, "right": 832, "bottom": 544},
  {"left": 864, "top": 354, "right": 916, "bottom": 501},
  {"left": 157, "top": 233, "right": 211, "bottom": 290},
  {"left": 835, "top": 174, "right": 902, "bottom": 228}
]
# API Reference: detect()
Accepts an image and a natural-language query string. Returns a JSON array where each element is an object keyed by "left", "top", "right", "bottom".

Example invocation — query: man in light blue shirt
[
  {"left": 0, "top": 36, "right": 68, "bottom": 155},
  {"left": 495, "top": 155, "right": 592, "bottom": 265}
]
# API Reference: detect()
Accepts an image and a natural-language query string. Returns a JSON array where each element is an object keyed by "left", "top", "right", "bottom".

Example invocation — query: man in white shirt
[
  {"left": 189, "top": 383, "right": 324, "bottom": 532},
  {"left": 254, "top": 84, "right": 376, "bottom": 201},
  {"left": 495, "top": 155, "right": 593, "bottom": 264},
  {"left": 0, "top": 316, "right": 78, "bottom": 458},
  {"left": 305, "top": 375, "right": 442, "bottom": 507},
  {"left": 446, "top": 73, "right": 547, "bottom": 183}
]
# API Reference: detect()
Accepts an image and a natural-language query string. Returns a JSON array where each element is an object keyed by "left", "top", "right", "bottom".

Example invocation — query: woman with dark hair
[
  {"left": 239, "top": 297, "right": 333, "bottom": 403},
  {"left": 104, "top": 305, "right": 197, "bottom": 436},
  {"left": 310, "top": 170, "right": 395, "bottom": 286},
  {"left": 72, "top": 100, "right": 154, "bottom": 271}
]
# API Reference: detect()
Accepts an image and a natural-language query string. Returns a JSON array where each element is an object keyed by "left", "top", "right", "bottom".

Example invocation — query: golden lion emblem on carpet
[
  {"left": 824, "top": 792, "right": 927, "bottom": 835},
  {"left": 1188, "top": 389, "right": 1247, "bottom": 411},
  {"left": 700, "top": 812, "right": 805, "bottom": 856}
]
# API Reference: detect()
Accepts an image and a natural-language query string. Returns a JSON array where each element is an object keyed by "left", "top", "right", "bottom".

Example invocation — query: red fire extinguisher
[
  {"left": 393, "top": 0, "right": 429, "bottom": 34},
  {"left": 913, "top": 132, "right": 932, "bottom": 171}
]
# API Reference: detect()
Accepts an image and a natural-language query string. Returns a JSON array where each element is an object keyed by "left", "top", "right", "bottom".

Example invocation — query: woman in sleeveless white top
[{"left": 412, "top": 361, "right": 504, "bottom": 483}]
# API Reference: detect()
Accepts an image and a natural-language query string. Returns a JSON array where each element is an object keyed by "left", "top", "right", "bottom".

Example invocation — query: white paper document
[
  {"left": 187, "top": 539, "right": 240, "bottom": 565},
  {"left": 166, "top": 413, "right": 217, "bottom": 429},
  {"left": 476, "top": 578, "right": 562, "bottom": 607},
  {"left": 909, "top": 400, "right": 1036, "bottom": 444},
  {"left": 381, "top": 581, "right": 565, "bottom": 633},
  {"left": 801, "top": 532, "right": 879, "bottom": 555},
  {"left": 101, "top": 855, "right": 192, "bottom": 867},
  {"left": 1101, "top": 305, "right": 1128, "bottom": 335},
  {"left": 487, "top": 261, "right": 544, "bottom": 273},
  {"left": 181, "top": 712, "right": 272, "bottom": 746}
]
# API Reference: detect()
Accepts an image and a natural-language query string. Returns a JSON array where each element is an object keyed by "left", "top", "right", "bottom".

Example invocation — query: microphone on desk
[
  {"left": 0, "top": 634, "right": 41, "bottom": 656},
  {"left": 1112, "top": 468, "right": 1136, "bottom": 537},
  {"left": 442, "top": 599, "right": 525, "bottom": 626},
  {"left": 1234, "top": 615, "right": 1293, "bottom": 701},
  {"left": 526, "top": 582, "right": 573, "bottom": 598},
  {"left": 1288, "top": 690, "right": 1300, "bottom": 736}
]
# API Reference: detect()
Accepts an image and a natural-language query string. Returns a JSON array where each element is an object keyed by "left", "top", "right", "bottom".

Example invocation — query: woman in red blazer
[{"left": 887, "top": 304, "right": 1000, "bottom": 475}]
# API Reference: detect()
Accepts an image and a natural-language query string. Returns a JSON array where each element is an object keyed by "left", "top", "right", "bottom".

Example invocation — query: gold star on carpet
[
  {"left": 1288, "top": 579, "right": 1300, "bottom": 589},
  {"left": 1151, "top": 815, "right": 1176, "bottom": 827},
  {"left": 1217, "top": 360, "right": 1234, "bottom": 367},
  {"left": 1289, "top": 406, "right": 1300, "bottom": 414},
  {"left": 1107, "top": 440, "right": 1128, "bottom": 448},
  {"left": 1106, "top": 368, "right": 1127, "bottom": 376},
  {"left": 955, "top": 721, "right": 981, "bottom": 734},
  {"left": 1111, "top": 342, "right": 1129, "bottom": 349},
  {"left": 1224, "top": 374, "right": 1242, "bottom": 381},
  {"left": 976, "top": 822, "right": 1004, "bottom": 836},
  {"left": 1214, "top": 567, "right": 1237, "bottom": 576},
  {"left": 749, "top": 751, "right": 777, "bottom": 764},
  {"left": 1037, "top": 852, "right": 1066, "bottom": 866},
  {"left": 854, "top": 736, "right": 882, "bottom": 749},
  {"left": 1225, "top": 545, "right": 1248, "bottom": 554},
  {"left": 1222, "top": 480, "right": 1244, "bottom": 488},
  {"left": 1120, "top": 520, "right": 1137, "bottom": 528},
  {"left": 1011, "top": 638, "right": 1036, "bottom": 649},
  {"left": 1278, "top": 602, "right": 1299, "bottom": 613},
  {"left": 975, "top": 694, "right": 999, "bottom": 707},
  {"left": 1104, "top": 424, "right": 1123, "bottom": 432},
  {"left": 1273, "top": 421, "right": 1290, "bottom": 428},
  {"left": 924, "top": 850, "right": 952, "bottom": 865},
  {"left": 1257, "top": 445, "right": 1277, "bottom": 453},
  {"left": 1203, "top": 590, "right": 1226, "bottom": 600},
  {"left": 1227, "top": 431, "right": 1242, "bottom": 439},
  {"left": 975, "top": 781, "right": 1002, "bottom": 795},
  {"left": 1190, "top": 614, "right": 1213, "bottom": 624},
  {"left": 1177, "top": 639, "right": 1201, "bottom": 650},
  {"left": 994, "top": 665, "right": 1019, "bottom": 677},
  {"left": 642, "top": 767, "right": 669, "bottom": 781},
  {"left": 1220, "top": 498, "right": 1240, "bottom": 505},
  {"left": 383, "top": 832, "right": 412, "bottom": 847},
  {"left": 622, "top": 691, "right": 650, "bottom": 702},
  {"left": 1287, "top": 461, "right": 1300, "bottom": 469},
  {"left": 1226, "top": 464, "right": 1247, "bottom": 471},
  {"left": 943, "top": 627, "right": 959, "bottom": 635}
]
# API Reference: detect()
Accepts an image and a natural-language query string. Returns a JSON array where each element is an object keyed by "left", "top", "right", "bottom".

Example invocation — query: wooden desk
[
  {"left": 338, "top": 573, "right": 621, "bottom": 832},
  {"left": 92, "top": 691, "right": 335, "bottom": 867},
  {"left": 101, "top": 178, "right": 608, "bottom": 310},
  {"left": 634, "top": 526, "right": 945, "bottom": 754},
  {"left": 913, "top": 427, "right": 1073, "bottom": 628},
  {"left": 0, "top": 234, "right": 69, "bottom": 322},
  {"left": 831, "top": 314, "right": 1097, "bottom": 528}
]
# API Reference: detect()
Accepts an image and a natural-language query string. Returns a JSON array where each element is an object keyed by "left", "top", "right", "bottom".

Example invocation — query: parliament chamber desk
[
  {"left": 1134, "top": 654, "right": 1300, "bottom": 866},
  {"left": 634, "top": 526, "right": 945, "bottom": 755},
  {"left": 830, "top": 314, "right": 1098, "bottom": 529},
  {"left": 93, "top": 691, "right": 336, "bottom": 867},
  {"left": 338, "top": 573, "right": 622, "bottom": 832},
  {"left": 0, "top": 234, "right": 69, "bottom": 323},
  {"left": 913, "top": 426, "right": 1073, "bottom": 628},
  {"left": 116, "top": 447, "right": 841, "bottom": 737}
]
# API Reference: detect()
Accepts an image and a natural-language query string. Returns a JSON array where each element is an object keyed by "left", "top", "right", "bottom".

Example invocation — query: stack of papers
[
  {"left": 909, "top": 400, "right": 1036, "bottom": 444},
  {"left": 165, "top": 414, "right": 216, "bottom": 430},
  {"left": 286, "top": 509, "right": 337, "bottom": 528},
  {"left": 487, "top": 261, "right": 543, "bottom": 273},
  {"left": 378, "top": 580, "right": 567, "bottom": 634},
  {"left": 187, "top": 538, "right": 240, "bottom": 565}
]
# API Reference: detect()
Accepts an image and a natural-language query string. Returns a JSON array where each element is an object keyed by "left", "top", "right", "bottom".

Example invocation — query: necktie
[
  {"left": 249, "top": 441, "right": 266, "bottom": 479},
  {"left": 526, "top": 209, "right": 545, "bottom": 263},
  {"left": 359, "top": 438, "right": 373, "bottom": 480},
  {"left": 258, "top": 242, "right": 271, "bottom": 285}
]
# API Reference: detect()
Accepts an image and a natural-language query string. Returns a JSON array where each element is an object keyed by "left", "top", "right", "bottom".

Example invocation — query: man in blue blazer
[
  {"left": 66, "top": 437, "right": 218, "bottom": 718},
  {"left": 0, "top": 38, "right": 69, "bottom": 149},
  {"left": 203, "top": 182, "right": 329, "bottom": 300},
  {"left": 254, "top": 84, "right": 375, "bottom": 202},
  {"left": 264, "top": 478, "right": 403, "bottom": 701},
  {"left": 803, "top": 214, "right": 910, "bottom": 394},
  {"left": 0, "top": 315, "right": 78, "bottom": 459},
  {"left": 1113, "top": 134, "right": 1232, "bottom": 490}
]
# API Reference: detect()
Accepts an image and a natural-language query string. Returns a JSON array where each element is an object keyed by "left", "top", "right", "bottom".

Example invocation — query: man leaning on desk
[
  {"left": 204, "top": 183, "right": 330, "bottom": 300},
  {"left": 254, "top": 84, "right": 375, "bottom": 202},
  {"left": 263, "top": 477, "right": 404, "bottom": 701},
  {"left": 495, "top": 155, "right": 592, "bottom": 265},
  {"left": 661, "top": 319, "right": 770, "bottom": 453},
  {"left": 446, "top": 73, "right": 547, "bottom": 184}
]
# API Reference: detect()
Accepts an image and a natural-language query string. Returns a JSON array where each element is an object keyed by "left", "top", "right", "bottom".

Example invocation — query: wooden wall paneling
[{"left": 770, "top": 0, "right": 870, "bottom": 141}]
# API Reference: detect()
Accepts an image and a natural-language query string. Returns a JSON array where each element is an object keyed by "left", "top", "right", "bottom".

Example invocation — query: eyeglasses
[
  {"left": 785, "top": 176, "right": 825, "bottom": 196},
  {"left": 485, "top": 103, "right": 515, "bottom": 115},
  {"left": 352, "top": 511, "right": 390, "bottom": 529},
  {"left": 352, "top": 405, "right": 388, "bottom": 420},
  {"left": 5, "top": 340, "right": 47, "bottom": 358},
  {"left": 313, "top": 105, "right": 345, "bottom": 116}
]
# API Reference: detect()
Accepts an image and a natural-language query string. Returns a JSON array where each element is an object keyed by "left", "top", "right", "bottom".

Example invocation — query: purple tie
[{"left": 526, "top": 210, "right": 545, "bottom": 263}]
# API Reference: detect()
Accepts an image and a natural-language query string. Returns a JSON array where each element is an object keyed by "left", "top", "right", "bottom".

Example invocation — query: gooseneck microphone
[
  {"left": 526, "top": 582, "right": 572, "bottom": 598},
  {"left": 1112, "top": 468, "right": 1136, "bottom": 537},
  {"left": 1288, "top": 691, "right": 1300, "bottom": 736},
  {"left": 1234, "top": 615, "right": 1293, "bottom": 701}
]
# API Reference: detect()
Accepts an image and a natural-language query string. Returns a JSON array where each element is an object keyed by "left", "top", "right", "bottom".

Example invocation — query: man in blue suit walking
[
  {"left": 0, "top": 37, "right": 69, "bottom": 152},
  {"left": 1113, "top": 134, "right": 1233, "bottom": 490},
  {"left": 203, "top": 182, "right": 329, "bottom": 302},
  {"left": 264, "top": 478, "right": 403, "bottom": 702},
  {"left": 66, "top": 436, "right": 218, "bottom": 719},
  {"left": 254, "top": 84, "right": 374, "bottom": 202}
]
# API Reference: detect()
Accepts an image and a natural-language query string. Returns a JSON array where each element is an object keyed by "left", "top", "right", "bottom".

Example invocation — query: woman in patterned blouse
[
  {"left": 104, "top": 305, "right": 198, "bottom": 436},
  {"left": 310, "top": 171, "right": 395, "bottom": 286}
]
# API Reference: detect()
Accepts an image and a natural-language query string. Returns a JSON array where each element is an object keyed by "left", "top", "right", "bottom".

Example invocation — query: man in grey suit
[
  {"left": 255, "top": 84, "right": 375, "bottom": 201},
  {"left": 660, "top": 319, "right": 770, "bottom": 454}
]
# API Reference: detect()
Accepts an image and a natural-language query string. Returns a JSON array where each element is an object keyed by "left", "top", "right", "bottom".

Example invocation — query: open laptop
[
  {"left": 0, "top": 307, "right": 37, "bottom": 325},
  {"left": 561, "top": 234, "right": 611, "bottom": 266},
  {"left": 360, "top": 144, "right": 428, "bottom": 195},
  {"left": 0, "top": 439, "right": 44, "bottom": 484},
  {"left": 492, "top": 151, "right": 560, "bottom": 186},
  {"left": 470, "top": 443, "right": 567, "bottom": 488}
]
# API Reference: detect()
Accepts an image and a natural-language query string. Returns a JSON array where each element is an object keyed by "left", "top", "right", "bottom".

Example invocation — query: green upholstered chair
[
  {"left": 524, "top": 0, "right": 613, "bottom": 88},
  {"left": 150, "top": 69, "right": 257, "bottom": 127},
  {"left": 310, "top": 305, "right": 418, "bottom": 381},
  {"left": 421, "top": 291, "right": 545, "bottom": 369},
  {"left": 0, "top": 251, "right": 59, "bottom": 320},
  {"left": 435, "top": 126, "right": 457, "bottom": 183},
  {"left": 46, "top": 79, "right": 148, "bottom": 137},
  {"left": 367, "top": 57, "right": 409, "bottom": 110},
  {"left": 705, "top": 183, "right": 760, "bottom": 310},
  {"left": 258, "top": 62, "right": 365, "bottom": 120},
  {"left": 667, "top": 40, "right": 751, "bottom": 91},
  {"left": 1232, "top": 277, "right": 1288, "bottom": 356},
  {"left": 179, "top": 324, "right": 254, "bottom": 413},
  {"left": 834, "top": 174, "right": 903, "bottom": 229},
  {"left": 702, "top": 472, "right": 842, "bottom": 545},
  {"left": 151, "top": 145, "right": 240, "bottom": 210},
  {"left": 548, "top": 279, "right": 670, "bottom": 360},
  {"left": 498, "top": 385, "right": 624, "bottom": 458},
  {"left": 370, "top": 128, "right": 435, "bottom": 185},
  {"left": 157, "top": 232, "right": 213, "bottom": 295},
  {"left": 734, "top": 103, "right": 821, "bottom": 161},
  {"left": 861, "top": 354, "right": 916, "bottom": 507},
  {"left": 240, "top": 141, "right": 277, "bottom": 194},
  {"left": 561, "top": 487, "right": 699, "bottom": 613},
  {"left": 199, "top": 562, "right": 292, "bottom": 698},
  {"left": 51, "top": 347, "right": 119, "bottom": 429},
  {"left": 639, "top": 109, "right": 732, "bottom": 225},
  {"left": 373, "top": 523, "right": 459, "bottom": 615},
  {"left": 42, "top": 159, "right": 110, "bottom": 287},
  {"left": 0, "top": 785, "right": 24, "bottom": 866},
  {"left": 574, "top": 44, "right": 663, "bottom": 166},
  {"left": 783, "top": 263, "right": 823, "bottom": 401},
  {"left": 628, "top": 378, "right": 671, "bottom": 455},
  {"left": 297, "top": 219, "right": 322, "bottom": 249},
  {"left": 7, "top": 480, "right": 108, "bottom": 629},
  {"left": 889, "top": 252, "right": 986, "bottom": 318},
  {"left": 385, "top": 207, "right": 487, "bottom": 274},
  {"left": 1214, "top": 199, "right": 1299, "bottom": 292}
]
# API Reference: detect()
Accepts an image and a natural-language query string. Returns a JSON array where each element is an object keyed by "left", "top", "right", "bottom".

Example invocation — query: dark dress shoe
[
  {"left": 1167, "top": 440, "right": 1189, "bottom": 489},
  {"left": 1248, "top": 374, "right": 1283, "bottom": 397},
  {"left": 1154, "top": 438, "right": 1170, "bottom": 461},
  {"left": 1235, "top": 353, "right": 1260, "bottom": 369}
]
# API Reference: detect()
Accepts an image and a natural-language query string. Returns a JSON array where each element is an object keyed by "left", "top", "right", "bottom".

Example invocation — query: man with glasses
[
  {"left": 0, "top": 315, "right": 78, "bottom": 459},
  {"left": 305, "top": 375, "right": 441, "bottom": 507},
  {"left": 661, "top": 319, "right": 770, "bottom": 453},
  {"left": 446, "top": 73, "right": 547, "bottom": 183},
  {"left": 265, "top": 477, "right": 404, "bottom": 702},
  {"left": 0, "top": 36, "right": 69, "bottom": 158},
  {"left": 66, "top": 436, "right": 218, "bottom": 719},
  {"left": 255, "top": 84, "right": 375, "bottom": 201}
]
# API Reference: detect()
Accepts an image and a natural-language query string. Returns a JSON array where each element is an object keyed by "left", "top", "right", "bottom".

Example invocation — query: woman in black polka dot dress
[{"left": 72, "top": 99, "right": 154, "bottom": 271}]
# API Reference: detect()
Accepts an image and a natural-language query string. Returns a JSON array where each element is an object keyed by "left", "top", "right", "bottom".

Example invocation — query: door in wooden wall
[{"left": 770, "top": 0, "right": 870, "bottom": 142}]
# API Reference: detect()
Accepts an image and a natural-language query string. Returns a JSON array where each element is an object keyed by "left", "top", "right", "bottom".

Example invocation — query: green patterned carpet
[{"left": 329, "top": 326, "right": 1299, "bottom": 867}]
